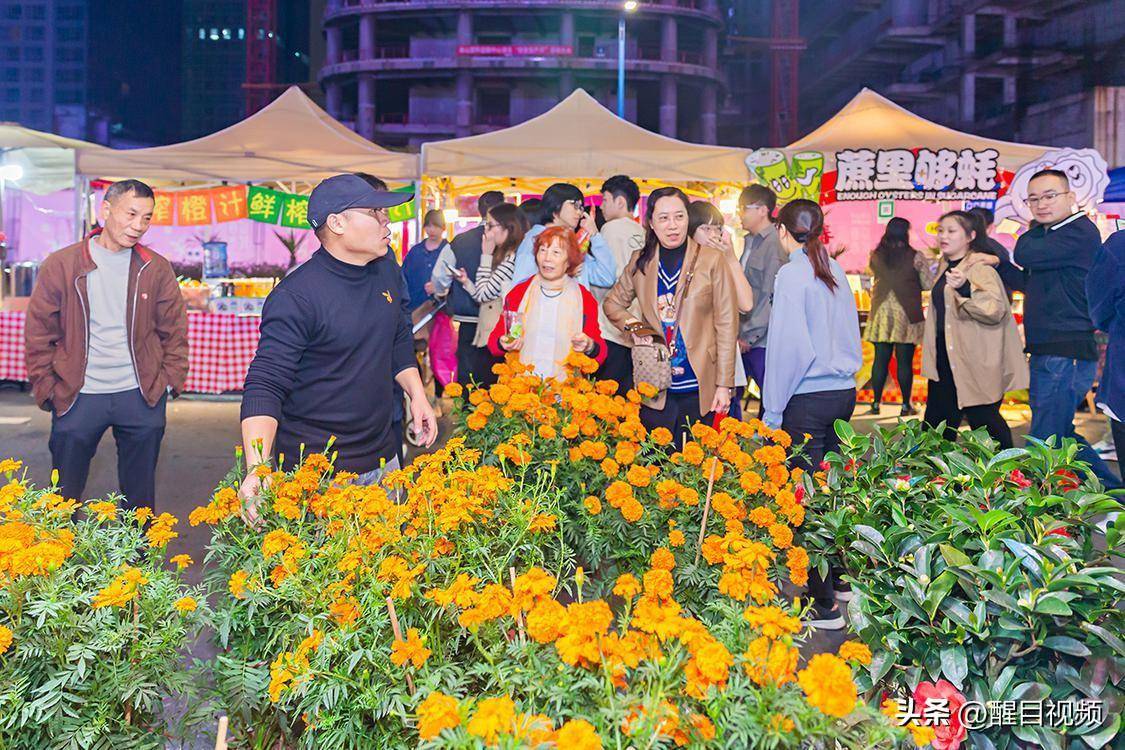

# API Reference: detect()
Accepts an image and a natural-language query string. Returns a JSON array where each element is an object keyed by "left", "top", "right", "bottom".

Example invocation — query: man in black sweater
[
  {"left": 239, "top": 174, "right": 437, "bottom": 516},
  {"left": 1012, "top": 169, "right": 1120, "bottom": 488}
]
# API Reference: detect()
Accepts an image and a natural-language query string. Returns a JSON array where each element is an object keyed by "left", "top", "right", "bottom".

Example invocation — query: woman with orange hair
[{"left": 488, "top": 225, "right": 606, "bottom": 380}]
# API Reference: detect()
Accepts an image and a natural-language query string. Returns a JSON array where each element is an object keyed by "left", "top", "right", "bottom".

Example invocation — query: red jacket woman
[{"left": 488, "top": 225, "right": 606, "bottom": 379}]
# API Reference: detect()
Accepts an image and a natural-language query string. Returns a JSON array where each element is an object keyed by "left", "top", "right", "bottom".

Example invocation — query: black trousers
[
  {"left": 48, "top": 389, "right": 166, "bottom": 510},
  {"left": 640, "top": 390, "right": 706, "bottom": 449},
  {"left": 870, "top": 342, "right": 915, "bottom": 404},
  {"left": 781, "top": 387, "right": 857, "bottom": 607},
  {"left": 455, "top": 321, "right": 499, "bottom": 388},
  {"left": 923, "top": 375, "right": 1013, "bottom": 450},
  {"left": 596, "top": 340, "right": 634, "bottom": 395}
]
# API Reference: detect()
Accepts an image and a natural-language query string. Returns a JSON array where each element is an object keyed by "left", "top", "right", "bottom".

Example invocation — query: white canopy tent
[
  {"left": 783, "top": 88, "right": 1050, "bottom": 172},
  {"left": 421, "top": 89, "right": 752, "bottom": 191},
  {"left": 76, "top": 87, "right": 418, "bottom": 186},
  {"left": 0, "top": 123, "right": 107, "bottom": 195}
]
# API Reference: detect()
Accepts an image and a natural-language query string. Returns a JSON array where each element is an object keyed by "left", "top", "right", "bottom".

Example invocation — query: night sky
[{"left": 89, "top": 1, "right": 184, "bottom": 144}]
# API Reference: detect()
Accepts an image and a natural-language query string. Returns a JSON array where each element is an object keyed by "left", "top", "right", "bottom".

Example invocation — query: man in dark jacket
[
  {"left": 431, "top": 190, "right": 505, "bottom": 386},
  {"left": 238, "top": 174, "right": 437, "bottom": 519},
  {"left": 25, "top": 179, "right": 189, "bottom": 509},
  {"left": 968, "top": 206, "right": 1021, "bottom": 301},
  {"left": 1012, "top": 169, "right": 1120, "bottom": 488}
]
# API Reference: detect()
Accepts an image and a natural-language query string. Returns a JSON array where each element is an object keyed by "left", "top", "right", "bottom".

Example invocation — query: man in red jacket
[{"left": 25, "top": 179, "right": 188, "bottom": 509}]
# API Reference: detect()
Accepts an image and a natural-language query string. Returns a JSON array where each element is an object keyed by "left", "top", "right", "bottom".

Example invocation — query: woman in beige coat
[
  {"left": 921, "top": 211, "right": 1029, "bottom": 449},
  {"left": 604, "top": 187, "right": 738, "bottom": 444}
]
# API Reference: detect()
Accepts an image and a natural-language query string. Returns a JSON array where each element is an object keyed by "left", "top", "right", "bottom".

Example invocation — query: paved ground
[{"left": 0, "top": 384, "right": 1118, "bottom": 744}]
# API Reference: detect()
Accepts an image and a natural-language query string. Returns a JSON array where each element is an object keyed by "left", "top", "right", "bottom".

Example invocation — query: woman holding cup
[{"left": 488, "top": 225, "right": 606, "bottom": 380}]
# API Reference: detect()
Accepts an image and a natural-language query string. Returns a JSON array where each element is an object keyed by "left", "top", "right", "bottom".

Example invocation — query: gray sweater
[
  {"left": 739, "top": 225, "right": 787, "bottom": 347},
  {"left": 762, "top": 248, "right": 862, "bottom": 427}
]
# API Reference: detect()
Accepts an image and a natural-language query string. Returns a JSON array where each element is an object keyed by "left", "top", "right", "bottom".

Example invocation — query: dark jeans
[
  {"left": 640, "top": 390, "right": 706, "bottom": 449},
  {"left": 1112, "top": 419, "right": 1125, "bottom": 464},
  {"left": 597, "top": 340, "right": 634, "bottom": 396},
  {"left": 734, "top": 347, "right": 767, "bottom": 420},
  {"left": 782, "top": 387, "right": 857, "bottom": 608},
  {"left": 1028, "top": 355, "right": 1121, "bottom": 488},
  {"left": 48, "top": 389, "right": 166, "bottom": 510},
  {"left": 455, "top": 321, "right": 499, "bottom": 388},
  {"left": 870, "top": 342, "right": 915, "bottom": 405},
  {"left": 923, "top": 375, "right": 1013, "bottom": 450}
]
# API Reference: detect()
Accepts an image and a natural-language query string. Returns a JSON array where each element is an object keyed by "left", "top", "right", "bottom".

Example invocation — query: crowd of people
[{"left": 21, "top": 169, "right": 1124, "bottom": 628}]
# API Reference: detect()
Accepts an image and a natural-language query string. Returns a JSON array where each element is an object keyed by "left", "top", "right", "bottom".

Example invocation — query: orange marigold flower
[
  {"left": 643, "top": 568, "right": 674, "bottom": 601},
  {"left": 91, "top": 565, "right": 149, "bottom": 608},
  {"left": 798, "top": 653, "right": 857, "bottom": 717},
  {"left": 0, "top": 624, "right": 13, "bottom": 654},
  {"left": 391, "top": 627, "right": 431, "bottom": 669},
  {"left": 528, "top": 513, "right": 557, "bottom": 533},
  {"left": 681, "top": 442, "right": 705, "bottom": 466},
  {"left": 443, "top": 382, "right": 464, "bottom": 398},
  {"left": 145, "top": 513, "right": 179, "bottom": 548},
  {"left": 466, "top": 696, "right": 517, "bottom": 744},
  {"left": 228, "top": 570, "right": 250, "bottom": 599},
  {"left": 650, "top": 427, "right": 674, "bottom": 446},
  {"left": 555, "top": 719, "right": 603, "bottom": 749},
  {"left": 329, "top": 596, "right": 361, "bottom": 627},
  {"left": 669, "top": 529, "right": 685, "bottom": 547},
  {"left": 768, "top": 713, "right": 796, "bottom": 733},
  {"left": 526, "top": 598, "right": 567, "bottom": 643},
  {"left": 583, "top": 496, "right": 602, "bottom": 515},
  {"left": 837, "top": 641, "right": 872, "bottom": 665},
  {"left": 86, "top": 501, "right": 117, "bottom": 522},
  {"left": 537, "top": 424, "right": 557, "bottom": 440},
  {"left": 613, "top": 573, "right": 642, "bottom": 599},
  {"left": 748, "top": 505, "right": 777, "bottom": 528},
  {"left": 740, "top": 471, "right": 763, "bottom": 494},
  {"left": 417, "top": 691, "right": 461, "bottom": 741},
  {"left": 170, "top": 553, "right": 193, "bottom": 569},
  {"left": 600, "top": 458, "right": 620, "bottom": 478},
  {"left": 614, "top": 442, "right": 637, "bottom": 466},
  {"left": 173, "top": 596, "right": 197, "bottom": 613},
  {"left": 619, "top": 498, "right": 644, "bottom": 523},
  {"left": 636, "top": 382, "right": 659, "bottom": 398},
  {"left": 0, "top": 459, "right": 22, "bottom": 475},
  {"left": 651, "top": 547, "right": 675, "bottom": 571},
  {"left": 466, "top": 412, "right": 488, "bottom": 431},
  {"left": 626, "top": 464, "right": 652, "bottom": 488},
  {"left": 769, "top": 523, "right": 794, "bottom": 549},
  {"left": 744, "top": 635, "right": 799, "bottom": 687},
  {"left": 488, "top": 383, "right": 512, "bottom": 404},
  {"left": 743, "top": 605, "right": 801, "bottom": 639},
  {"left": 787, "top": 547, "right": 809, "bottom": 587}
]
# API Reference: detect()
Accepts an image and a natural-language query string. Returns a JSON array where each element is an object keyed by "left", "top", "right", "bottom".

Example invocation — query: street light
[{"left": 618, "top": 1, "right": 639, "bottom": 117}]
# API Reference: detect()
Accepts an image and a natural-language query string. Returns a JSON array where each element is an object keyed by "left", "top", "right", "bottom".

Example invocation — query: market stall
[
  {"left": 0, "top": 88, "right": 422, "bottom": 394},
  {"left": 419, "top": 88, "right": 753, "bottom": 232},
  {"left": 748, "top": 88, "right": 1113, "bottom": 404}
]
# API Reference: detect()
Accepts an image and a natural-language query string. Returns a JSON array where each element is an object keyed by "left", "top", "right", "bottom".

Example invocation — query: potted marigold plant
[{"left": 0, "top": 461, "right": 209, "bottom": 748}]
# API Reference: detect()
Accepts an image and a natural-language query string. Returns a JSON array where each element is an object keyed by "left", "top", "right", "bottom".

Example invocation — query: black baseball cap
[{"left": 307, "top": 174, "right": 413, "bottom": 229}]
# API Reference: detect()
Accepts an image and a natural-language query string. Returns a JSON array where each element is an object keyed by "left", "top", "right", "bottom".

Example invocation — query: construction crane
[{"left": 727, "top": 0, "right": 805, "bottom": 146}]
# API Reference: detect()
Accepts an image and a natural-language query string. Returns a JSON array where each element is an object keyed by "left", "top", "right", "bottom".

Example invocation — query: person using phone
[
  {"left": 688, "top": 201, "right": 753, "bottom": 419},
  {"left": 488, "top": 226, "right": 606, "bottom": 380},
  {"left": 510, "top": 183, "right": 617, "bottom": 291}
]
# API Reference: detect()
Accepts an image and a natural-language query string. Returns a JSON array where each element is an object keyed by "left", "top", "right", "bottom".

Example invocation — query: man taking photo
[
  {"left": 25, "top": 179, "right": 188, "bottom": 510},
  {"left": 239, "top": 174, "right": 437, "bottom": 518}
]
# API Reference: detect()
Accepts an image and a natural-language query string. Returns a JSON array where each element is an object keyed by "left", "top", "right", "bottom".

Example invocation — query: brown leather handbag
[{"left": 628, "top": 250, "right": 699, "bottom": 410}]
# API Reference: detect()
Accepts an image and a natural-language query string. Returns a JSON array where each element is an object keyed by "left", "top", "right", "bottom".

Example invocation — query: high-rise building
[
  {"left": 0, "top": 0, "right": 88, "bottom": 138},
  {"left": 318, "top": 0, "right": 725, "bottom": 149},
  {"left": 182, "top": 0, "right": 247, "bottom": 139},
  {"left": 796, "top": 0, "right": 1124, "bottom": 162},
  {"left": 182, "top": 0, "right": 310, "bottom": 140}
]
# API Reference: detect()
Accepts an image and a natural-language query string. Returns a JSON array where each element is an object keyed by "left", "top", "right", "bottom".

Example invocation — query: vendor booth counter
[{"left": 0, "top": 310, "right": 261, "bottom": 395}]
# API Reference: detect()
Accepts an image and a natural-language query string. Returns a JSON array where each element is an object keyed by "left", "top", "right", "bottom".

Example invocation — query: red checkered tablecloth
[
  {"left": 0, "top": 310, "right": 262, "bottom": 395},
  {"left": 184, "top": 312, "right": 262, "bottom": 394},
  {"left": 0, "top": 311, "right": 28, "bottom": 382}
]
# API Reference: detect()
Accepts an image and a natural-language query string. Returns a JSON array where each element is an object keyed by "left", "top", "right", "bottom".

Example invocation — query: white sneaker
[{"left": 1092, "top": 438, "right": 1115, "bottom": 454}]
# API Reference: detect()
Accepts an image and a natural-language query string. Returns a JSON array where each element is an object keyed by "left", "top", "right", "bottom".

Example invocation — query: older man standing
[
  {"left": 25, "top": 179, "right": 188, "bottom": 509},
  {"left": 239, "top": 174, "right": 436, "bottom": 518}
]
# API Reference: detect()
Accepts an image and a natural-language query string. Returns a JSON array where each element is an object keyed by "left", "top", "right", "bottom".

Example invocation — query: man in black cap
[{"left": 239, "top": 174, "right": 437, "bottom": 517}]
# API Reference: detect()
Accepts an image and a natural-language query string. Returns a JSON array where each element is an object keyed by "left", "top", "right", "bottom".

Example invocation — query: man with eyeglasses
[
  {"left": 737, "top": 184, "right": 784, "bottom": 405},
  {"left": 238, "top": 174, "right": 438, "bottom": 521},
  {"left": 1012, "top": 168, "right": 1120, "bottom": 487}
]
